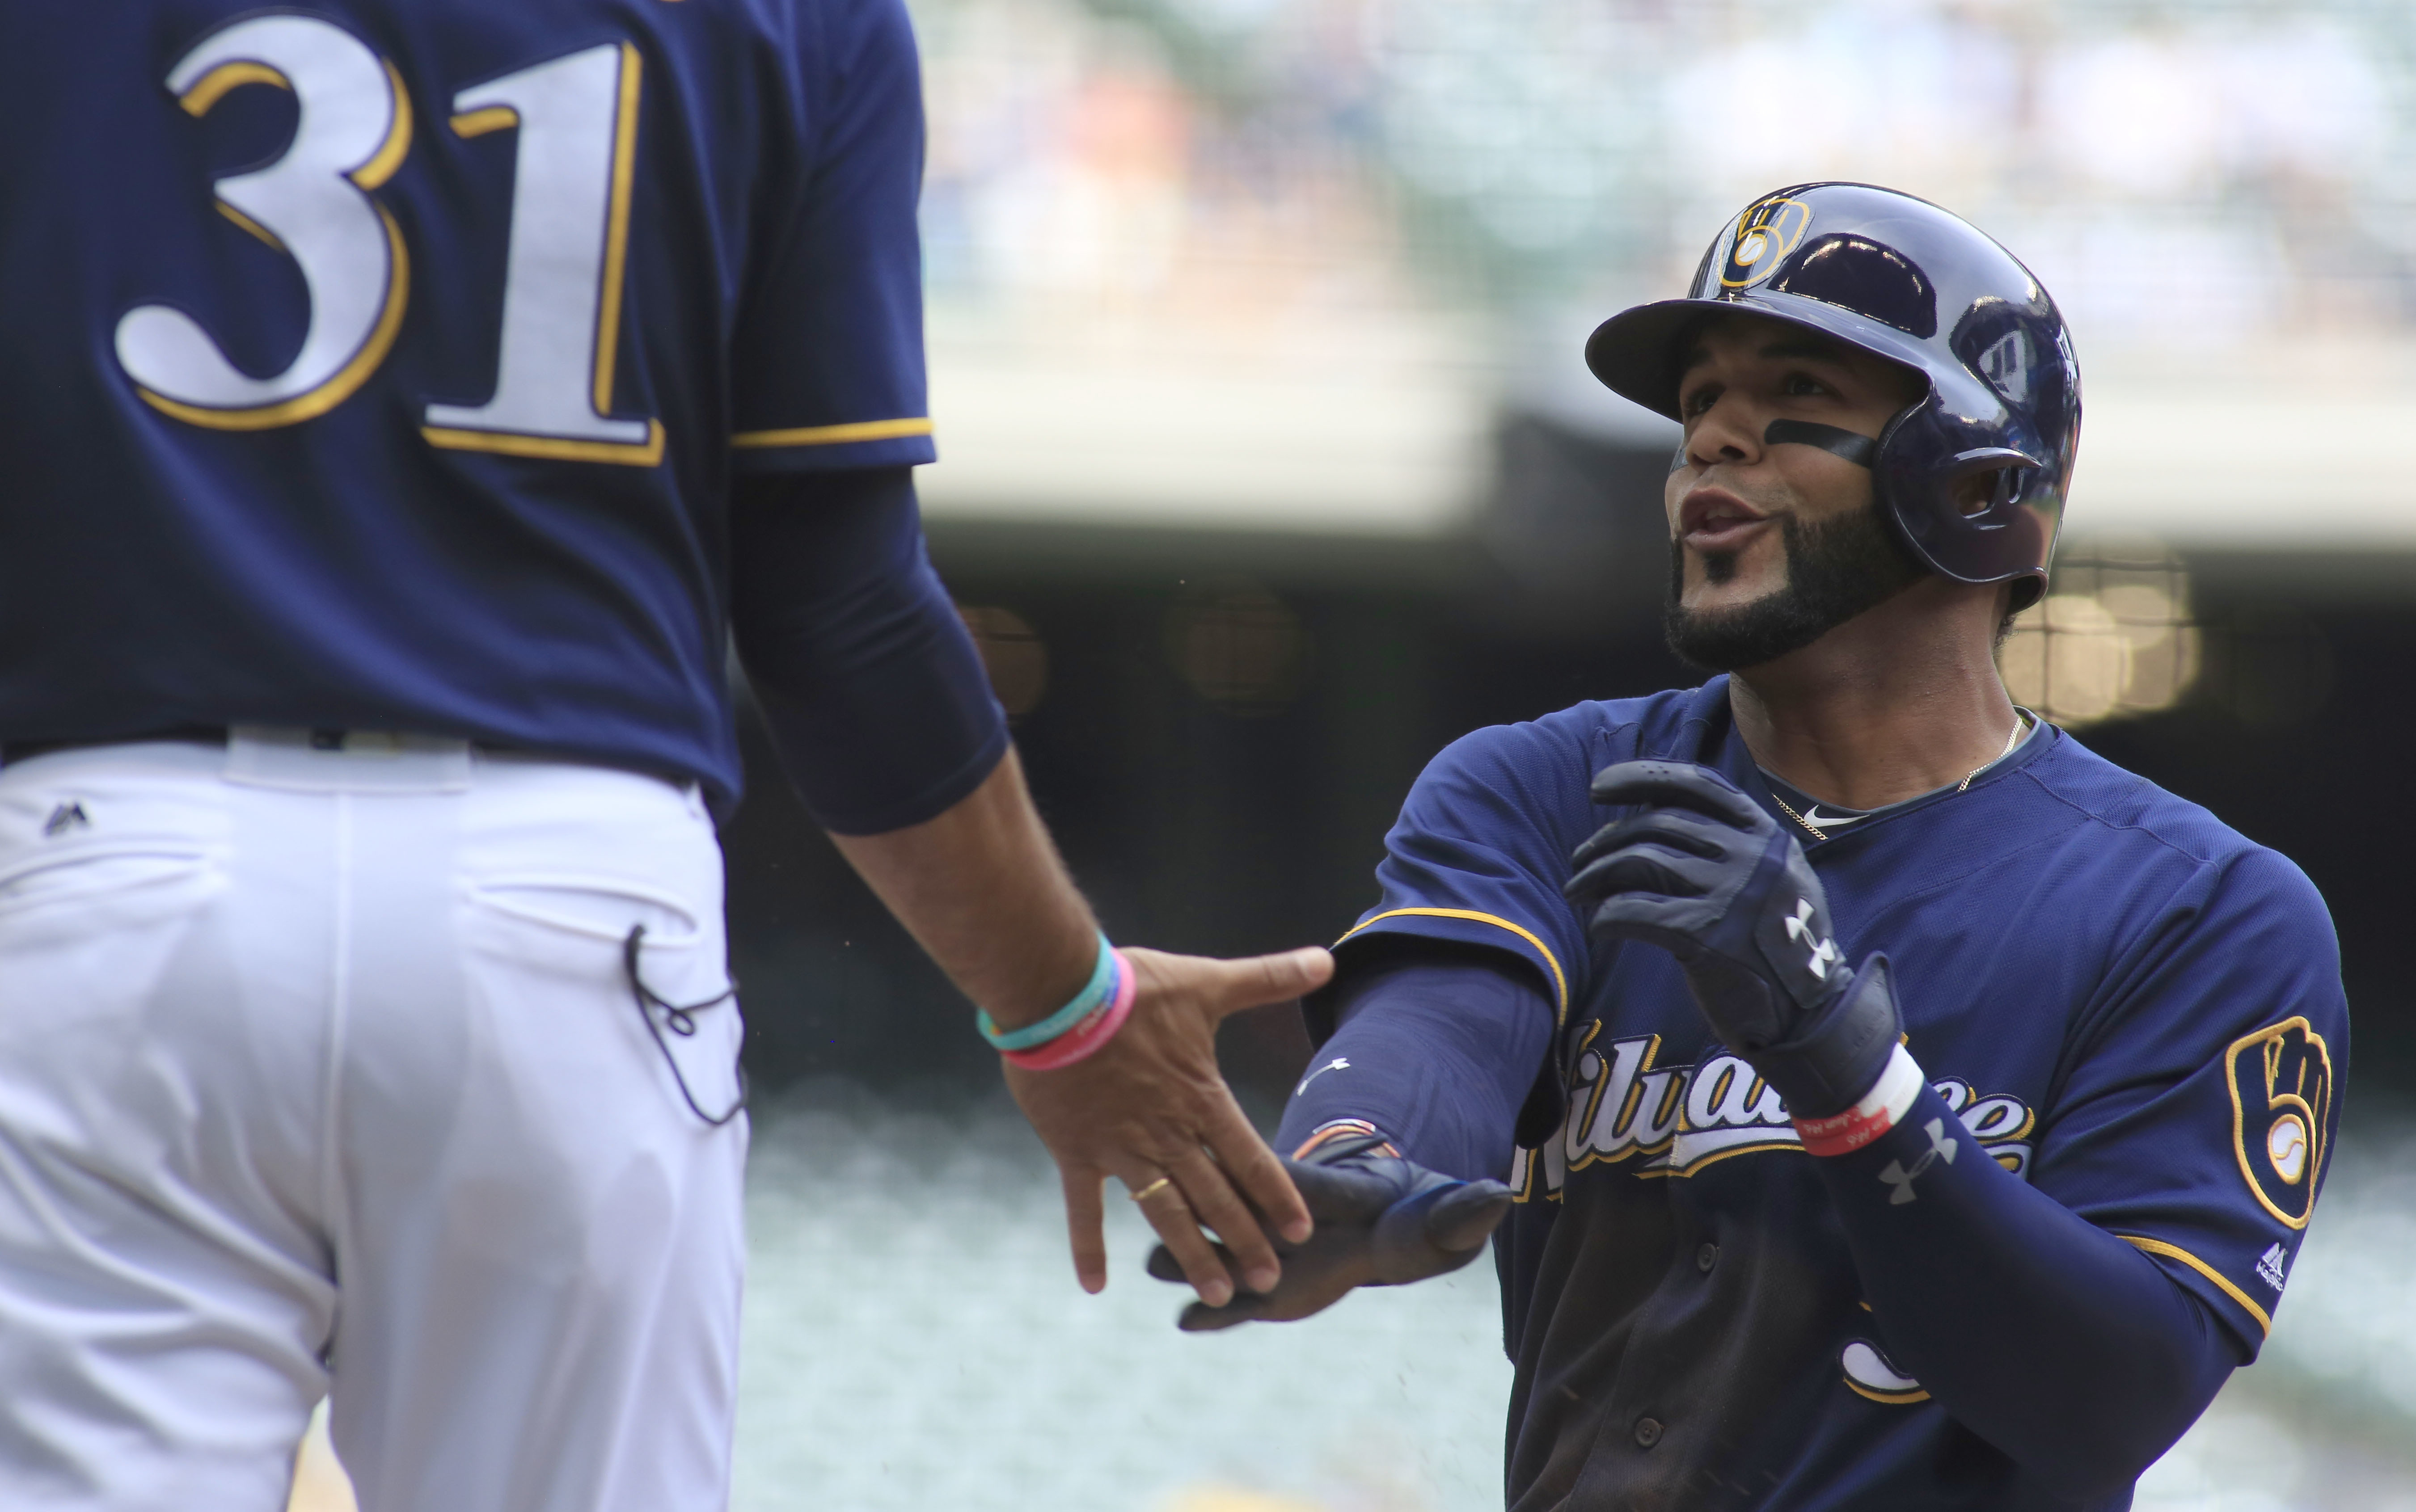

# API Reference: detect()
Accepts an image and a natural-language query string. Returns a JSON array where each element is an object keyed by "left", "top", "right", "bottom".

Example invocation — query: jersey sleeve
[
  {"left": 728, "top": 0, "right": 936, "bottom": 474},
  {"left": 2026, "top": 844, "right": 2348, "bottom": 1358},
  {"left": 1318, "top": 717, "right": 1607, "bottom": 1036},
  {"left": 1276, "top": 950, "right": 1557, "bottom": 1183}
]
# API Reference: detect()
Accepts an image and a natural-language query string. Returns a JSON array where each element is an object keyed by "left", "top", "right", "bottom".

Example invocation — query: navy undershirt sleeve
[
  {"left": 1276, "top": 946, "right": 1556, "bottom": 1183},
  {"left": 1815, "top": 1081, "right": 2238, "bottom": 1501},
  {"left": 729, "top": 466, "right": 1009, "bottom": 834}
]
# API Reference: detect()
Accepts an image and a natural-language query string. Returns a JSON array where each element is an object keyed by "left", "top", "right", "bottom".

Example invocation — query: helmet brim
[{"left": 1584, "top": 295, "right": 1939, "bottom": 421}]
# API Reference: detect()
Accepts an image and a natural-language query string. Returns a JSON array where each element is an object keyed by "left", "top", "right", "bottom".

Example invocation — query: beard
[{"left": 1663, "top": 503, "right": 1930, "bottom": 672}]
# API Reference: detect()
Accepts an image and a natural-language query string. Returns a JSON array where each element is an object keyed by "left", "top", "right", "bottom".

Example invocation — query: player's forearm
[
  {"left": 829, "top": 749, "right": 1100, "bottom": 1030},
  {"left": 1276, "top": 950, "right": 1553, "bottom": 1181},
  {"left": 1813, "top": 1080, "right": 2236, "bottom": 1499}
]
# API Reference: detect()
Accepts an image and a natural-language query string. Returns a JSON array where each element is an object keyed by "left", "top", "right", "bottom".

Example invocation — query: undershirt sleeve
[
  {"left": 1812, "top": 1081, "right": 2236, "bottom": 1502},
  {"left": 729, "top": 466, "right": 1007, "bottom": 834},
  {"left": 1277, "top": 943, "right": 1557, "bottom": 1183}
]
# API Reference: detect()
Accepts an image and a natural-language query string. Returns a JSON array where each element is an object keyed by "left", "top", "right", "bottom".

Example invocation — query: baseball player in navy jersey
[
  {"left": 1155, "top": 185, "right": 2349, "bottom": 1510},
  {"left": 0, "top": 4, "right": 1330, "bottom": 1510}
]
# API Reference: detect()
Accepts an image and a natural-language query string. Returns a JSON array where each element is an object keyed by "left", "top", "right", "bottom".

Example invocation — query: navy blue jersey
[
  {"left": 1334, "top": 677, "right": 2345, "bottom": 1510},
  {"left": 0, "top": 0, "right": 940, "bottom": 806}
]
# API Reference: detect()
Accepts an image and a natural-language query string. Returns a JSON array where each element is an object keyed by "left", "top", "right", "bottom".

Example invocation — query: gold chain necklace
[{"left": 1769, "top": 714, "right": 2029, "bottom": 843}]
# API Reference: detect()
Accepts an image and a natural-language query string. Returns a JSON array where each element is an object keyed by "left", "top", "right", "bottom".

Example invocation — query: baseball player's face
[{"left": 1664, "top": 315, "right": 1922, "bottom": 623}]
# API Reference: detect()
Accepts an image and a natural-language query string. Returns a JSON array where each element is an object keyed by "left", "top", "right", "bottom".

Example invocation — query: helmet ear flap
[
  {"left": 1941, "top": 447, "right": 2043, "bottom": 520},
  {"left": 1875, "top": 403, "right": 2059, "bottom": 587}
]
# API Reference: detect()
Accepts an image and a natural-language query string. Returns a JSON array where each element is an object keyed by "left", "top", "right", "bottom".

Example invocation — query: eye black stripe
[{"left": 1764, "top": 419, "right": 1877, "bottom": 468}]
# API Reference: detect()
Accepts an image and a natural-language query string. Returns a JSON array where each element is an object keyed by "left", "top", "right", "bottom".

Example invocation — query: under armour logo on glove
[
  {"left": 1784, "top": 897, "right": 1841, "bottom": 980},
  {"left": 1878, "top": 1118, "right": 1959, "bottom": 1205}
]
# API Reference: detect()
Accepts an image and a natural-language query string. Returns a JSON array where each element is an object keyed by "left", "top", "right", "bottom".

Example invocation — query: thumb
[
  {"left": 1424, "top": 1181, "right": 1513, "bottom": 1255},
  {"left": 1177, "top": 1293, "right": 1279, "bottom": 1332},
  {"left": 1192, "top": 946, "right": 1335, "bottom": 1022}
]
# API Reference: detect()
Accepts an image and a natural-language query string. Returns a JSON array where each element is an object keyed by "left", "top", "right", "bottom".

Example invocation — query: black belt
[
  {"left": 0, "top": 729, "right": 684, "bottom": 791},
  {"left": 1, "top": 725, "right": 231, "bottom": 764}
]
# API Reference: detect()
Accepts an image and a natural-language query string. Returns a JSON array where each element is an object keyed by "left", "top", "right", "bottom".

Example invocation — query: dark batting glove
[
  {"left": 1564, "top": 760, "right": 1901, "bottom": 1119},
  {"left": 1147, "top": 1134, "right": 1512, "bottom": 1331}
]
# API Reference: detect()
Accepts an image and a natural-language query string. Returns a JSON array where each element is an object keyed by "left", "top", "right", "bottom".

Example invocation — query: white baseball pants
[{"left": 0, "top": 732, "right": 748, "bottom": 1512}]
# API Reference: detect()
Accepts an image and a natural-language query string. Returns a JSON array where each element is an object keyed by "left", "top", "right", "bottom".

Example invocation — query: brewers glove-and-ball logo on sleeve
[{"left": 2227, "top": 1018, "right": 2333, "bottom": 1230}]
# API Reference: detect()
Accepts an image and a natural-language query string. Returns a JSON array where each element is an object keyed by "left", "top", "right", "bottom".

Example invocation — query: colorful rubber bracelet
[
  {"left": 1001, "top": 950, "right": 1136, "bottom": 1072},
  {"left": 976, "top": 932, "right": 1117, "bottom": 1051},
  {"left": 1292, "top": 1119, "right": 1402, "bottom": 1162},
  {"left": 1794, "top": 1042, "right": 1926, "bottom": 1158}
]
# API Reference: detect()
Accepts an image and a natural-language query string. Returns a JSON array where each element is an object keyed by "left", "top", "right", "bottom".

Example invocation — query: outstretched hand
[
  {"left": 1145, "top": 1135, "right": 1512, "bottom": 1331},
  {"left": 1004, "top": 944, "right": 1334, "bottom": 1309}
]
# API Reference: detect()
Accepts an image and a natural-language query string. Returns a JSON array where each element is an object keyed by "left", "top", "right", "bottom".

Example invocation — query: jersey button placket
[
  {"left": 1633, "top": 1416, "right": 1663, "bottom": 1449},
  {"left": 1695, "top": 1242, "right": 1718, "bottom": 1274}
]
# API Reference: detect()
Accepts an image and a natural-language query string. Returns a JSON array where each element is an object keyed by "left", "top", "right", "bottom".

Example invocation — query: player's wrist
[
  {"left": 1792, "top": 1040, "right": 1925, "bottom": 1157},
  {"left": 1290, "top": 1121, "right": 1403, "bottom": 1164},
  {"left": 1740, "top": 952, "right": 1905, "bottom": 1121},
  {"left": 976, "top": 934, "right": 1138, "bottom": 1070}
]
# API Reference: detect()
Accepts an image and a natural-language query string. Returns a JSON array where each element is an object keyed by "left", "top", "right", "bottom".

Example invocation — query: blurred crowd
[{"left": 910, "top": 0, "right": 2416, "bottom": 353}]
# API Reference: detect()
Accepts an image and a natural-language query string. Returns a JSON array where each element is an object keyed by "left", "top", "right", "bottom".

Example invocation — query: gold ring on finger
[{"left": 1129, "top": 1175, "right": 1176, "bottom": 1203}]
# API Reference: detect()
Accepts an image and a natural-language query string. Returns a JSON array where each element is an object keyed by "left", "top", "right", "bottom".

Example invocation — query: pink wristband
[
  {"left": 1000, "top": 949, "right": 1137, "bottom": 1071},
  {"left": 1793, "top": 1043, "right": 1925, "bottom": 1158}
]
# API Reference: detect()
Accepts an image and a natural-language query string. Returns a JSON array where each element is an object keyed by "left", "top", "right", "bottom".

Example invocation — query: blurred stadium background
[{"left": 288, "top": 0, "right": 2416, "bottom": 1507}]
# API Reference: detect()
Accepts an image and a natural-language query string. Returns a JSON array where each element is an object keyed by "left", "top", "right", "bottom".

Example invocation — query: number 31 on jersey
[{"left": 114, "top": 14, "right": 664, "bottom": 466}]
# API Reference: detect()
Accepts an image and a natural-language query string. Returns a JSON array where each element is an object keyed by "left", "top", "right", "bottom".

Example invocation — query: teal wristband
[{"left": 977, "top": 932, "right": 1118, "bottom": 1052}]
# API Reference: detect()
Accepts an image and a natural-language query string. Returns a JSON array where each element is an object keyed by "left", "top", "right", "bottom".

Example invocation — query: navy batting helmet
[{"left": 1585, "top": 183, "right": 2080, "bottom": 613}]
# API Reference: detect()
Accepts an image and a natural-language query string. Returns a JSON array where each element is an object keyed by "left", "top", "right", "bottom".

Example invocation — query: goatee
[{"left": 1664, "top": 505, "right": 1929, "bottom": 672}]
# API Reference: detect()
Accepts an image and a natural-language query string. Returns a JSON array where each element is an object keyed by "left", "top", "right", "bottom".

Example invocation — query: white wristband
[{"left": 1793, "top": 1042, "right": 1924, "bottom": 1158}]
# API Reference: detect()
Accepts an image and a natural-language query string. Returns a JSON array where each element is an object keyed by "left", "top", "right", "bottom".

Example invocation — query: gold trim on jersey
[
  {"left": 217, "top": 202, "right": 284, "bottom": 251},
  {"left": 592, "top": 43, "right": 643, "bottom": 419},
  {"left": 1334, "top": 907, "right": 1569, "bottom": 1023},
  {"left": 1844, "top": 1380, "right": 1931, "bottom": 1406},
  {"left": 730, "top": 417, "right": 938, "bottom": 449},
  {"left": 450, "top": 105, "right": 520, "bottom": 139},
  {"left": 422, "top": 419, "right": 667, "bottom": 466},
  {"left": 2118, "top": 1234, "right": 2271, "bottom": 1336},
  {"left": 179, "top": 60, "right": 289, "bottom": 116},
  {"left": 352, "top": 61, "right": 415, "bottom": 190}
]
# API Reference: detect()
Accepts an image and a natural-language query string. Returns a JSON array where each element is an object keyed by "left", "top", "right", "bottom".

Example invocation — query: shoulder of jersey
[
  {"left": 1525, "top": 684, "right": 1715, "bottom": 754},
  {"left": 2019, "top": 734, "right": 2286, "bottom": 873},
  {"left": 1427, "top": 687, "right": 1708, "bottom": 785}
]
